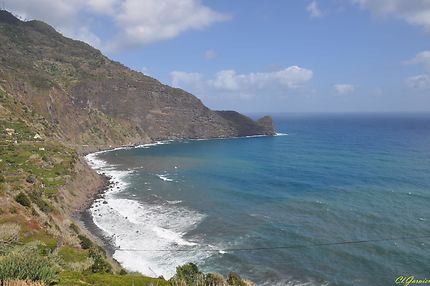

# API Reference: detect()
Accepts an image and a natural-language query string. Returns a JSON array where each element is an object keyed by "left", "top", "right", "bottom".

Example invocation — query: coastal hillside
[
  {"left": 0, "top": 10, "right": 259, "bottom": 286},
  {"left": 0, "top": 10, "right": 273, "bottom": 152}
]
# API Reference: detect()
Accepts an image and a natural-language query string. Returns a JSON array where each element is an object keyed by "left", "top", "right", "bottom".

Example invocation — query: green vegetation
[
  {"left": 227, "top": 273, "right": 247, "bottom": 286},
  {"left": 0, "top": 244, "right": 58, "bottom": 284},
  {"left": 78, "top": 235, "right": 93, "bottom": 250},
  {"left": 57, "top": 246, "right": 87, "bottom": 264},
  {"left": 58, "top": 271, "right": 170, "bottom": 286},
  {"left": 0, "top": 12, "right": 255, "bottom": 285},
  {"left": 88, "top": 249, "right": 112, "bottom": 273},
  {"left": 169, "top": 263, "right": 251, "bottom": 286},
  {"left": 15, "top": 192, "right": 31, "bottom": 207},
  {"left": 69, "top": 223, "right": 79, "bottom": 234}
]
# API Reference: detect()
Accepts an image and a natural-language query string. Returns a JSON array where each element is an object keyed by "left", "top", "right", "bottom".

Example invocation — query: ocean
[{"left": 85, "top": 113, "right": 430, "bottom": 286}]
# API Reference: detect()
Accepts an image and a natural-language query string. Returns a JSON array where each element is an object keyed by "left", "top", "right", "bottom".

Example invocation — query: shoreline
[
  {"left": 73, "top": 133, "right": 284, "bottom": 277},
  {"left": 75, "top": 174, "right": 118, "bottom": 257}
]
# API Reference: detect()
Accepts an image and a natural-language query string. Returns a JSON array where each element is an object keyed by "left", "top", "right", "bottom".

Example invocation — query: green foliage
[
  {"left": 15, "top": 192, "right": 31, "bottom": 207},
  {"left": 227, "top": 272, "right": 246, "bottom": 286},
  {"left": 205, "top": 273, "right": 227, "bottom": 286},
  {"left": 0, "top": 223, "right": 20, "bottom": 254},
  {"left": 77, "top": 235, "right": 93, "bottom": 250},
  {"left": 58, "top": 246, "right": 87, "bottom": 263},
  {"left": 170, "top": 263, "right": 205, "bottom": 286},
  {"left": 169, "top": 264, "right": 249, "bottom": 286},
  {"left": 0, "top": 245, "right": 58, "bottom": 284},
  {"left": 88, "top": 249, "right": 112, "bottom": 273},
  {"left": 69, "top": 223, "right": 79, "bottom": 234},
  {"left": 28, "top": 191, "right": 52, "bottom": 213},
  {"left": 58, "top": 271, "right": 170, "bottom": 286}
]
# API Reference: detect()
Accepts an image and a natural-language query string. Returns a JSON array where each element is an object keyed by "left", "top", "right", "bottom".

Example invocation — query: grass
[
  {"left": 58, "top": 246, "right": 88, "bottom": 263},
  {"left": 0, "top": 140, "right": 76, "bottom": 201},
  {"left": 0, "top": 245, "right": 58, "bottom": 284},
  {"left": 21, "top": 233, "right": 58, "bottom": 254},
  {"left": 58, "top": 272, "right": 169, "bottom": 286}
]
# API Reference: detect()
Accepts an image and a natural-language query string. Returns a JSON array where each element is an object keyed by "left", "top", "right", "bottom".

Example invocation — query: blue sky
[{"left": 7, "top": 0, "right": 430, "bottom": 113}]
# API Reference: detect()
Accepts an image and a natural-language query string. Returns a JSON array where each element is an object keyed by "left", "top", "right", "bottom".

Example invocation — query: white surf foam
[
  {"left": 91, "top": 196, "right": 208, "bottom": 278},
  {"left": 156, "top": 174, "right": 174, "bottom": 182},
  {"left": 166, "top": 200, "right": 182, "bottom": 205},
  {"left": 275, "top": 132, "right": 288, "bottom": 136},
  {"left": 135, "top": 140, "right": 174, "bottom": 149},
  {"left": 86, "top": 151, "right": 208, "bottom": 278}
]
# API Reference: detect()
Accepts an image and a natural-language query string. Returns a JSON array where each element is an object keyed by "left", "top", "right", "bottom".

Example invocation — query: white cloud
[
  {"left": 171, "top": 66, "right": 313, "bottom": 97},
  {"left": 141, "top": 67, "right": 151, "bottom": 76},
  {"left": 86, "top": 0, "right": 118, "bottom": 15},
  {"left": 352, "top": 0, "right": 430, "bottom": 31},
  {"left": 111, "top": 0, "right": 230, "bottom": 51},
  {"left": 406, "top": 74, "right": 430, "bottom": 90},
  {"left": 307, "top": 1, "right": 322, "bottom": 18},
  {"left": 6, "top": 0, "right": 230, "bottom": 51},
  {"left": 171, "top": 71, "right": 204, "bottom": 90},
  {"left": 205, "top": 49, "right": 217, "bottom": 60},
  {"left": 405, "top": 50, "right": 430, "bottom": 70},
  {"left": 333, "top": 84, "right": 355, "bottom": 94},
  {"left": 209, "top": 67, "right": 313, "bottom": 92}
]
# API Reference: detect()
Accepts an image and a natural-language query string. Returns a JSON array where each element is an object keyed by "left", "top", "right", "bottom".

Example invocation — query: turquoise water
[{"left": 88, "top": 113, "right": 430, "bottom": 285}]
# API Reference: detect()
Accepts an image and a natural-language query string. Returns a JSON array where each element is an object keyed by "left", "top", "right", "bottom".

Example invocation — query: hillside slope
[
  {"left": 0, "top": 10, "right": 264, "bottom": 285},
  {"left": 0, "top": 10, "right": 274, "bottom": 152}
]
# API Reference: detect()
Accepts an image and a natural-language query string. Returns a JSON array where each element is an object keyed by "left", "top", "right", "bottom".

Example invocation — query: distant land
[{"left": 0, "top": 10, "right": 266, "bottom": 285}]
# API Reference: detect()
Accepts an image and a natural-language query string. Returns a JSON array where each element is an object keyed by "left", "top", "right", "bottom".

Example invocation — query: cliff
[
  {"left": 0, "top": 10, "right": 264, "bottom": 285},
  {"left": 0, "top": 10, "right": 274, "bottom": 152}
]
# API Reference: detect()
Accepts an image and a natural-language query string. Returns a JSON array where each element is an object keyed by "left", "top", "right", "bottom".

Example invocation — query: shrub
[
  {"left": 170, "top": 263, "right": 205, "bottom": 286},
  {"left": 26, "top": 175, "right": 37, "bottom": 184},
  {"left": 28, "top": 192, "right": 52, "bottom": 213},
  {"left": 0, "top": 246, "right": 58, "bottom": 284},
  {"left": 77, "top": 235, "right": 93, "bottom": 250},
  {"left": 88, "top": 249, "right": 112, "bottom": 273},
  {"left": 15, "top": 192, "right": 31, "bottom": 207},
  {"left": 119, "top": 269, "right": 127, "bottom": 276},
  {"left": 227, "top": 272, "right": 246, "bottom": 286},
  {"left": 205, "top": 272, "right": 227, "bottom": 285},
  {"left": 69, "top": 223, "right": 79, "bottom": 234},
  {"left": 0, "top": 223, "right": 20, "bottom": 243},
  {"left": 0, "top": 175, "right": 5, "bottom": 183}
]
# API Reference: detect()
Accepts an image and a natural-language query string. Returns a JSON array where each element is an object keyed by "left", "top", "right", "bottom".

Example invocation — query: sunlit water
[{"left": 86, "top": 113, "right": 430, "bottom": 286}]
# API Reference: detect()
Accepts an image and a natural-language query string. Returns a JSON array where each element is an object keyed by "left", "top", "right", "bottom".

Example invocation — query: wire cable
[{"left": 114, "top": 234, "right": 430, "bottom": 252}]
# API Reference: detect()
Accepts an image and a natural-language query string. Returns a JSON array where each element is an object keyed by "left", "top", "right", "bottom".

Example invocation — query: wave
[
  {"left": 166, "top": 200, "right": 182, "bottom": 205},
  {"left": 275, "top": 132, "right": 288, "bottom": 136},
  {"left": 156, "top": 174, "right": 174, "bottom": 182},
  {"left": 85, "top": 152, "right": 208, "bottom": 278}
]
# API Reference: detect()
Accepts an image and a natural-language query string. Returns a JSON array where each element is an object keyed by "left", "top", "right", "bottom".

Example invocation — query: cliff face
[{"left": 0, "top": 11, "right": 274, "bottom": 150}]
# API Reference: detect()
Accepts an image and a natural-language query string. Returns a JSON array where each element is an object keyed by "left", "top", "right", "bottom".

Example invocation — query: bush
[
  {"left": 28, "top": 192, "right": 52, "bottom": 213},
  {"left": 0, "top": 246, "right": 58, "bottom": 284},
  {"left": 69, "top": 223, "right": 79, "bottom": 234},
  {"left": 77, "top": 235, "right": 93, "bottom": 250},
  {"left": 88, "top": 249, "right": 112, "bottom": 273},
  {"left": 170, "top": 263, "right": 205, "bottom": 286},
  {"left": 205, "top": 272, "right": 227, "bottom": 285},
  {"left": 227, "top": 272, "right": 246, "bottom": 286},
  {"left": 15, "top": 192, "right": 31, "bottom": 207}
]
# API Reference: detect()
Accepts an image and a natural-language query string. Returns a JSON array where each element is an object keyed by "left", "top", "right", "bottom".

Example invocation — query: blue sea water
[{"left": 87, "top": 113, "right": 430, "bottom": 286}]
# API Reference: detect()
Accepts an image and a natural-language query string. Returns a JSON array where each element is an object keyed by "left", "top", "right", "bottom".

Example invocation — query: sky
[{"left": 5, "top": 0, "right": 430, "bottom": 113}]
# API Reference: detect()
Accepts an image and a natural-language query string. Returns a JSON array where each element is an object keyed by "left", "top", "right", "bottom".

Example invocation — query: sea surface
[{"left": 86, "top": 113, "right": 430, "bottom": 286}]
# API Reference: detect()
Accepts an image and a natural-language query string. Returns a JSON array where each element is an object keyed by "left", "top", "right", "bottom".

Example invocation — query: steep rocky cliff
[{"left": 0, "top": 10, "right": 274, "bottom": 151}]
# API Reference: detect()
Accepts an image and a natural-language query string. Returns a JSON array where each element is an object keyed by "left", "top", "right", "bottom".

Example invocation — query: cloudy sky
[{"left": 6, "top": 0, "right": 430, "bottom": 113}]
